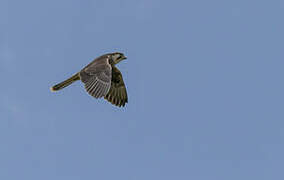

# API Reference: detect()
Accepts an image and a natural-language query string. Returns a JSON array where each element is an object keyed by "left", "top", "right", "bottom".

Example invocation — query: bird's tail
[{"left": 50, "top": 73, "right": 80, "bottom": 92}]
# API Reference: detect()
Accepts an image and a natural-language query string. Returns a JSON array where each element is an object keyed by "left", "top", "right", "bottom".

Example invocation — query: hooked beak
[{"left": 122, "top": 55, "right": 127, "bottom": 60}]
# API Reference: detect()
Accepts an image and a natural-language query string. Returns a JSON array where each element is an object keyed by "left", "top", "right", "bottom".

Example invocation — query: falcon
[{"left": 50, "top": 52, "right": 128, "bottom": 107}]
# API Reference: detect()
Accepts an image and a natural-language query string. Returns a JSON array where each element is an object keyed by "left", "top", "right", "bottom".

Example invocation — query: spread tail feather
[{"left": 50, "top": 73, "right": 80, "bottom": 92}]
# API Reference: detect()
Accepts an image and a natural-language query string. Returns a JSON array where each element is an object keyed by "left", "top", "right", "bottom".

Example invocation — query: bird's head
[{"left": 111, "top": 52, "right": 127, "bottom": 64}]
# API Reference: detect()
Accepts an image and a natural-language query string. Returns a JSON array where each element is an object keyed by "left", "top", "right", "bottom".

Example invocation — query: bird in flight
[{"left": 50, "top": 52, "right": 128, "bottom": 107}]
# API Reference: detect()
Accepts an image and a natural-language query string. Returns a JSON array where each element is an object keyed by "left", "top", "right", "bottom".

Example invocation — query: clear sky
[{"left": 0, "top": 0, "right": 283, "bottom": 179}]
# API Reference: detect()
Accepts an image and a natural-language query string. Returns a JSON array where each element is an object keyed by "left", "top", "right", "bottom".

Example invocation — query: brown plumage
[
  {"left": 50, "top": 52, "right": 128, "bottom": 107},
  {"left": 104, "top": 66, "right": 128, "bottom": 107}
]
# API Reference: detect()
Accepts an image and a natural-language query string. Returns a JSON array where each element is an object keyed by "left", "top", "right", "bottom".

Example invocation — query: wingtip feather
[{"left": 50, "top": 87, "right": 56, "bottom": 92}]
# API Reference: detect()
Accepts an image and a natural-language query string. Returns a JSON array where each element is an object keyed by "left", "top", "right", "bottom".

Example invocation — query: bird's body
[{"left": 51, "top": 52, "right": 128, "bottom": 107}]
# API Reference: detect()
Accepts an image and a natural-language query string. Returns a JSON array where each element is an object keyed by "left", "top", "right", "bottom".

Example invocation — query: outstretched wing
[
  {"left": 104, "top": 66, "right": 128, "bottom": 107},
  {"left": 80, "top": 55, "right": 112, "bottom": 98}
]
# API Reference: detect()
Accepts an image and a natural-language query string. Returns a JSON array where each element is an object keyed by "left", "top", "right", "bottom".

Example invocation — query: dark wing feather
[
  {"left": 104, "top": 66, "right": 128, "bottom": 107},
  {"left": 80, "top": 55, "right": 112, "bottom": 98}
]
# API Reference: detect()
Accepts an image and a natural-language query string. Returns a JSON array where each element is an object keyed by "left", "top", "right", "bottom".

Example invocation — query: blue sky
[{"left": 0, "top": 0, "right": 284, "bottom": 179}]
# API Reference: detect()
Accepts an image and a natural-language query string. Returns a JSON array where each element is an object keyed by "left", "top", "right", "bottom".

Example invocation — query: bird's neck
[{"left": 108, "top": 58, "right": 115, "bottom": 65}]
